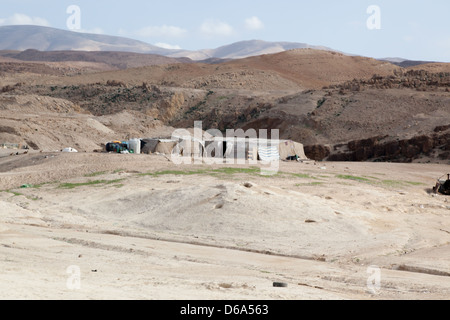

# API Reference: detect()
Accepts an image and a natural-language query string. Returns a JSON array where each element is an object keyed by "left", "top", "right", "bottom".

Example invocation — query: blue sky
[{"left": 1, "top": 0, "right": 449, "bottom": 61}]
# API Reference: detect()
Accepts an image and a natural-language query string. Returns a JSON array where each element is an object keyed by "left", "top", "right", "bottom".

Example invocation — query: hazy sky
[{"left": 1, "top": 0, "right": 449, "bottom": 61}]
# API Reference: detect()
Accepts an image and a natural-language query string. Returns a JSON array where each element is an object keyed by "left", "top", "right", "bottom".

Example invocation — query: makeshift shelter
[
  {"left": 140, "top": 139, "right": 179, "bottom": 155},
  {"left": 156, "top": 139, "right": 179, "bottom": 155},
  {"left": 176, "top": 139, "right": 204, "bottom": 158},
  {"left": 278, "top": 140, "right": 307, "bottom": 161},
  {"left": 62, "top": 147, "right": 78, "bottom": 153},
  {"left": 140, "top": 139, "right": 160, "bottom": 154},
  {"left": 204, "top": 138, "right": 307, "bottom": 162},
  {"left": 225, "top": 138, "right": 256, "bottom": 160},
  {"left": 107, "top": 136, "right": 309, "bottom": 162}
]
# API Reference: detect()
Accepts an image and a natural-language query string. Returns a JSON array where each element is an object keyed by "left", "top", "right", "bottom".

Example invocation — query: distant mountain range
[
  {"left": 168, "top": 40, "right": 337, "bottom": 60},
  {"left": 0, "top": 25, "right": 337, "bottom": 61},
  {"left": 379, "top": 57, "right": 438, "bottom": 68},
  {"left": 0, "top": 25, "right": 440, "bottom": 66},
  {"left": 0, "top": 25, "right": 168, "bottom": 54}
]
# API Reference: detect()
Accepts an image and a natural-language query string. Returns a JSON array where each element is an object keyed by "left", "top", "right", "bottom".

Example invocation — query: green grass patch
[
  {"left": 363, "top": 175, "right": 381, "bottom": 180},
  {"left": 140, "top": 167, "right": 327, "bottom": 180},
  {"left": 211, "top": 167, "right": 261, "bottom": 175},
  {"left": 17, "top": 182, "right": 55, "bottom": 189},
  {"left": 295, "top": 182, "right": 324, "bottom": 187},
  {"left": 336, "top": 175, "right": 371, "bottom": 182},
  {"left": 333, "top": 174, "right": 424, "bottom": 188},
  {"left": 259, "top": 270, "right": 272, "bottom": 274},
  {"left": 29, "top": 183, "right": 44, "bottom": 189},
  {"left": 84, "top": 171, "right": 108, "bottom": 177},
  {"left": 1, "top": 190, "right": 25, "bottom": 197},
  {"left": 380, "top": 180, "right": 425, "bottom": 187},
  {"left": 141, "top": 167, "right": 263, "bottom": 177},
  {"left": 404, "top": 181, "right": 425, "bottom": 186},
  {"left": 141, "top": 169, "right": 208, "bottom": 177},
  {"left": 58, "top": 179, "right": 124, "bottom": 189}
]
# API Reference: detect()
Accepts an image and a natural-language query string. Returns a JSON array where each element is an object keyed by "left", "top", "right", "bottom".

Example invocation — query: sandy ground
[{"left": 0, "top": 151, "right": 449, "bottom": 300}]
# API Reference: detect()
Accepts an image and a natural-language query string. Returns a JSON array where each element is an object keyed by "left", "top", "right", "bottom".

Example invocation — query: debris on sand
[
  {"left": 433, "top": 174, "right": 450, "bottom": 196},
  {"left": 273, "top": 282, "right": 288, "bottom": 288}
]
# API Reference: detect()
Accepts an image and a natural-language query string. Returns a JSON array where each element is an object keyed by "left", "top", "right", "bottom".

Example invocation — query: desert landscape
[
  {"left": 1, "top": 152, "right": 449, "bottom": 300},
  {"left": 0, "top": 25, "right": 449, "bottom": 300}
]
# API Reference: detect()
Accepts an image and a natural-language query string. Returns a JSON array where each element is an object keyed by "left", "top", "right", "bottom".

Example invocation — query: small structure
[
  {"left": 62, "top": 147, "right": 78, "bottom": 153},
  {"left": 434, "top": 174, "right": 450, "bottom": 195},
  {"left": 141, "top": 139, "right": 179, "bottom": 155},
  {"left": 106, "top": 139, "right": 142, "bottom": 154},
  {"left": 106, "top": 141, "right": 129, "bottom": 154},
  {"left": 107, "top": 136, "right": 309, "bottom": 162},
  {"left": 203, "top": 137, "right": 307, "bottom": 162}
]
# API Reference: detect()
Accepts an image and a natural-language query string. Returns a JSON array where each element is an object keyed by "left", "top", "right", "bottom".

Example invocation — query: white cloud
[
  {"left": 155, "top": 42, "right": 181, "bottom": 50},
  {"left": 200, "top": 19, "right": 234, "bottom": 36},
  {"left": 245, "top": 16, "right": 264, "bottom": 30},
  {"left": 0, "top": 13, "right": 50, "bottom": 26},
  {"left": 134, "top": 25, "right": 187, "bottom": 38}
]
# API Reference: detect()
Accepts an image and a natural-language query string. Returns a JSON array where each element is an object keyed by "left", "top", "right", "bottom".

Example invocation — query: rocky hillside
[
  {"left": 0, "top": 49, "right": 192, "bottom": 70},
  {"left": 0, "top": 48, "right": 448, "bottom": 163}
]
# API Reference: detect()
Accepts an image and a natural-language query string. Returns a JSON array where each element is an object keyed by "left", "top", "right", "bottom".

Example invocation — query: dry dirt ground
[{"left": 0, "top": 151, "right": 449, "bottom": 300}]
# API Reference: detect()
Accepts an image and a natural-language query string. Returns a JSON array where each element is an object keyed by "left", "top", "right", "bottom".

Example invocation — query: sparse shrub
[
  {"left": 317, "top": 98, "right": 326, "bottom": 108},
  {"left": 106, "top": 80, "right": 126, "bottom": 87}
]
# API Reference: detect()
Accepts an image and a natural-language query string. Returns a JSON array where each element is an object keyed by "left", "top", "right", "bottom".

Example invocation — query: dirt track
[{"left": 0, "top": 152, "right": 449, "bottom": 299}]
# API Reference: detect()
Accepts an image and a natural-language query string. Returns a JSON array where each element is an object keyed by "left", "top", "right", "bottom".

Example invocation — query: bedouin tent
[
  {"left": 137, "top": 137, "right": 309, "bottom": 162},
  {"left": 203, "top": 138, "right": 308, "bottom": 162},
  {"left": 225, "top": 138, "right": 256, "bottom": 160},
  {"left": 140, "top": 139, "right": 179, "bottom": 155},
  {"left": 277, "top": 140, "right": 307, "bottom": 161},
  {"left": 141, "top": 139, "right": 160, "bottom": 154},
  {"left": 173, "top": 139, "right": 204, "bottom": 158},
  {"left": 157, "top": 140, "right": 179, "bottom": 155},
  {"left": 203, "top": 138, "right": 258, "bottom": 160}
]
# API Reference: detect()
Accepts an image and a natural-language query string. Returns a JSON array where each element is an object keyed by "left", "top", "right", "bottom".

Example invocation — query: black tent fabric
[{"left": 141, "top": 139, "right": 160, "bottom": 154}]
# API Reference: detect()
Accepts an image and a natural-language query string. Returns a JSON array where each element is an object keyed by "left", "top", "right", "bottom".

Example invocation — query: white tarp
[
  {"left": 62, "top": 147, "right": 78, "bottom": 153},
  {"left": 258, "top": 145, "right": 280, "bottom": 162}
]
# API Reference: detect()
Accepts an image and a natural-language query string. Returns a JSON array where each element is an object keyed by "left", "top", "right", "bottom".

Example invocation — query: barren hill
[
  {"left": 0, "top": 26, "right": 341, "bottom": 61},
  {"left": 0, "top": 49, "right": 192, "bottom": 70},
  {"left": 36, "top": 48, "right": 401, "bottom": 91},
  {"left": 0, "top": 47, "right": 448, "bottom": 163},
  {"left": 0, "top": 94, "right": 175, "bottom": 152},
  {"left": 223, "top": 49, "right": 401, "bottom": 89},
  {"left": 169, "top": 40, "right": 337, "bottom": 60},
  {"left": 408, "top": 62, "right": 450, "bottom": 73}
]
